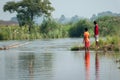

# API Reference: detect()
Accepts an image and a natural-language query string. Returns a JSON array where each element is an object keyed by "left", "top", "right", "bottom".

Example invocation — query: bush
[{"left": 69, "top": 19, "right": 93, "bottom": 37}]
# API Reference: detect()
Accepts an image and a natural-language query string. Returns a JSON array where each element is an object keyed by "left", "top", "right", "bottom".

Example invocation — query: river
[{"left": 0, "top": 38, "right": 120, "bottom": 80}]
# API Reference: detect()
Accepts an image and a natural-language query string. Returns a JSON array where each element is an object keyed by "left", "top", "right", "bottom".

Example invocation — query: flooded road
[{"left": 0, "top": 38, "right": 120, "bottom": 80}]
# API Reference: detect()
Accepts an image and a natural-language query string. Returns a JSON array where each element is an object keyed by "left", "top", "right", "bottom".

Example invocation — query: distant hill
[
  {"left": 57, "top": 15, "right": 82, "bottom": 24},
  {"left": 57, "top": 11, "right": 120, "bottom": 24},
  {"left": 1, "top": 11, "right": 119, "bottom": 25},
  {"left": 90, "top": 11, "right": 120, "bottom": 21}
]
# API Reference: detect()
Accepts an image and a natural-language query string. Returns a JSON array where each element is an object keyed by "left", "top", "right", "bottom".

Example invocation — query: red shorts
[{"left": 85, "top": 41, "right": 90, "bottom": 48}]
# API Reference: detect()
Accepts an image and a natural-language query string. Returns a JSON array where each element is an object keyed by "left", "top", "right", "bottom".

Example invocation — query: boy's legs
[
  {"left": 96, "top": 41, "right": 99, "bottom": 47},
  {"left": 85, "top": 41, "right": 90, "bottom": 51},
  {"left": 95, "top": 35, "right": 99, "bottom": 48}
]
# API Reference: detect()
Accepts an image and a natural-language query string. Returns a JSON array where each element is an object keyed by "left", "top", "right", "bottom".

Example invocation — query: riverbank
[
  {"left": 71, "top": 44, "right": 119, "bottom": 52},
  {"left": 71, "top": 37, "right": 120, "bottom": 52}
]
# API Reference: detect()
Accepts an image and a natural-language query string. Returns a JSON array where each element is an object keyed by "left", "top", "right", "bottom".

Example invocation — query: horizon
[{"left": 0, "top": 0, "right": 120, "bottom": 20}]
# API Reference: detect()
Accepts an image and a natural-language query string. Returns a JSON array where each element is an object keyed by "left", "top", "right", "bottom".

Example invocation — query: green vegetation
[
  {"left": 40, "top": 18, "right": 69, "bottom": 38},
  {"left": 2, "top": 3, "right": 120, "bottom": 51},
  {"left": 90, "top": 36, "right": 120, "bottom": 51},
  {"left": 0, "top": 16, "right": 120, "bottom": 41},
  {"left": 3, "top": 0, "right": 54, "bottom": 32},
  {"left": 0, "top": 18, "right": 69, "bottom": 40},
  {"left": 69, "top": 16, "right": 120, "bottom": 51},
  {"left": 97, "top": 16, "right": 120, "bottom": 36},
  {"left": 71, "top": 36, "right": 120, "bottom": 51},
  {"left": 69, "top": 19, "right": 93, "bottom": 37}
]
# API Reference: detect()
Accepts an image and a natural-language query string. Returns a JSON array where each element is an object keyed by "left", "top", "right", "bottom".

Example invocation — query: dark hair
[
  {"left": 94, "top": 21, "right": 97, "bottom": 24},
  {"left": 85, "top": 28, "right": 88, "bottom": 31}
]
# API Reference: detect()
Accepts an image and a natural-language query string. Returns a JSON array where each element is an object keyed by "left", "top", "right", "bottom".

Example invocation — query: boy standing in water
[
  {"left": 94, "top": 21, "right": 99, "bottom": 48},
  {"left": 83, "top": 28, "right": 90, "bottom": 51}
]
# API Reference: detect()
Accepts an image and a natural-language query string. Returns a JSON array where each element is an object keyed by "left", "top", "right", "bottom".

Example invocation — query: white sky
[{"left": 0, "top": 0, "right": 120, "bottom": 20}]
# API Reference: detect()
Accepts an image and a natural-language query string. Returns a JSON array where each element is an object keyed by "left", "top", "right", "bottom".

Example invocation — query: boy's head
[
  {"left": 94, "top": 21, "right": 97, "bottom": 24},
  {"left": 85, "top": 28, "right": 88, "bottom": 31}
]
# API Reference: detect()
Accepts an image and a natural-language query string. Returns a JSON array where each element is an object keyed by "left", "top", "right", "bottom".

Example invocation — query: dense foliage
[
  {"left": 96, "top": 16, "right": 120, "bottom": 36},
  {"left": 0, "top": 16, "right": 120, "bottom": 40},
  {"left": 69, "top": 19, "right": 93, "bottom": 37},
  {"left": 40, "top": 18, "right": 69, "bottom": 38}
]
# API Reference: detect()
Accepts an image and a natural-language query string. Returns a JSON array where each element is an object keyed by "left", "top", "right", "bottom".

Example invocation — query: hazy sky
[{"left": 0, "top": 0, "right": 120, "bottom": 20}]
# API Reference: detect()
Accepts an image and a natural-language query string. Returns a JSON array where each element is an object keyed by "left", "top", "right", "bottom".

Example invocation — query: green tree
[
  {"left": 40, "top": 18, "right": 59, "bottom": 33},
  {"left": 3, "top": 0, "right": 54, "bottom": 32},
  {"left": 96, "top": 16, "right": 120, "bottom": 36},
  {"left": 69, "top": 19, "right": 93, "bottom": 37}
]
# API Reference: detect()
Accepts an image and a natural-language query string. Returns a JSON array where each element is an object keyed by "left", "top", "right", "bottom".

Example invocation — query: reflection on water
[
  {"left": 18, "top": 53, "right": 35, "bottom": 80},
  {"left": 84, "top": 51, "right": 100, "bottom": 80},
  {"left": 2, "top": 52, "right": 54, "bottom": 80},
  {"left": 18, "top": 52, "right": 54, "bottom": 80},
  {"left": 0, "top": 38, "right": 120, "bottom": 80},
  {"left": 85, "top": 51, "right": 90, "bottom": 80},
  {"left": 95, "top": 52, "right": 99, "bottom": 80}
]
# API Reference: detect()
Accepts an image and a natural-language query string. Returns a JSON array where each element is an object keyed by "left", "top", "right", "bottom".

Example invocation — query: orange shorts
[{"left": 85, "top": 41, "right": 90, "bottom": 48}]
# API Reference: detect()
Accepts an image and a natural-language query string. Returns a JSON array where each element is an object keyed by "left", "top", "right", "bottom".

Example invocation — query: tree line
[{"left": 0, "top": 0, "right": 120, "bottom": 40}]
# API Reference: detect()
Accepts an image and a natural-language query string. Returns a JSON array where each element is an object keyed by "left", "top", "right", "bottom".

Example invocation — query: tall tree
[{"left": 3, "top": 0, "right": 54, "bottom": 32}]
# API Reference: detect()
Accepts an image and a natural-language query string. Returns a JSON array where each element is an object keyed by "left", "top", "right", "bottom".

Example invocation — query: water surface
[{"left": 0, "top": 38, "right": 120, "bottom": 80}]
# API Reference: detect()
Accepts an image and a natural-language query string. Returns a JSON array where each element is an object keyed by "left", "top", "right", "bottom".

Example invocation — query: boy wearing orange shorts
[{"left": 83, "top": 28, "right": 90, "bottom": 51}]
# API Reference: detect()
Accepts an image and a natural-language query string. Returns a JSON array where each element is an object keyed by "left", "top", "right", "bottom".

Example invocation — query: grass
[
  {"left": 0, "top": 25, "right": 69, "bottom": 40},
  {"left": 71, "top": 36, "right": 120, "bottom": 51}
]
